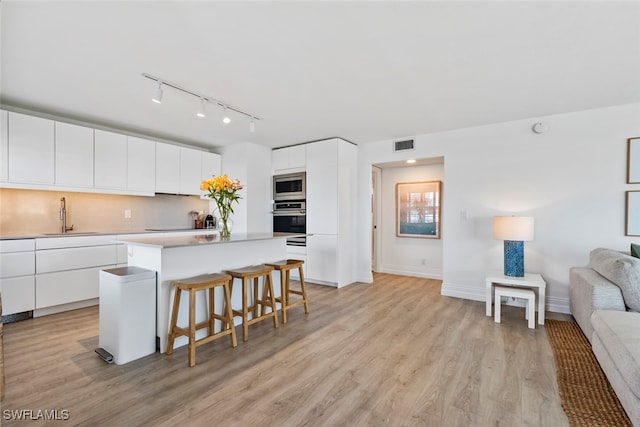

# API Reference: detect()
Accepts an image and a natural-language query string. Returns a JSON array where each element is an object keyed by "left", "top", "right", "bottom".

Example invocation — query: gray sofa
[{"left": 569, "top": 248, "right": 640, "bottom": 426}]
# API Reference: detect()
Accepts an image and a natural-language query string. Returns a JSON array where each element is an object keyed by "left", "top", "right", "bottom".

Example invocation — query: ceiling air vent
[{"left": 393, "top": 139, "right": 414, "bottom": 152}]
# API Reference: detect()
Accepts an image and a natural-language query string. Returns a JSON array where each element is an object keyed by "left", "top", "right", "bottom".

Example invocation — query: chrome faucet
[{"left": 60, "top": 197, "right": 74, "bottom": 233}]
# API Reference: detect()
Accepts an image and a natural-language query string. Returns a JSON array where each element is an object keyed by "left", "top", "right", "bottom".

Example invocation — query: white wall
[
  {"left": 357, "top": 103, "right": 640, "bottom": 313},
  {"left": 377, "top": 163, "right": 444, "bottom": 279},
  {"left": 220, "top": 142, "right": 272, "bottom": 233}
]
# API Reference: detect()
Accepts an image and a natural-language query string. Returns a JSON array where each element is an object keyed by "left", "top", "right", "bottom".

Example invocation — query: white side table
[{"left": 485, "top": 271, "right": 546, "bottom": 325}]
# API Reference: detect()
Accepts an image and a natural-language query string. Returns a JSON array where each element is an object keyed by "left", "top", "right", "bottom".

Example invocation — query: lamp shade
[{"left": 493, "top": 216, "right": 534, "bottom": 241}]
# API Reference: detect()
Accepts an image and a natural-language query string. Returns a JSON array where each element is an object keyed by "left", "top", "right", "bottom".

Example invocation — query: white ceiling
[{"left": 2, "top": 1, "right": 639, "bottom": 150}]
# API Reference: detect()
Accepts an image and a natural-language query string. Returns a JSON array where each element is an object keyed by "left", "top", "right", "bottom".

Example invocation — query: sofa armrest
[{"left": 569, "top": 267, "right": 626, "bottom": 343}]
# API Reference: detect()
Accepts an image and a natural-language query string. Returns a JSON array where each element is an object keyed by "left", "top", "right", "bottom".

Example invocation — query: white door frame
[{"left": 371, "top": 166, "right": 382, "bottom": 272}]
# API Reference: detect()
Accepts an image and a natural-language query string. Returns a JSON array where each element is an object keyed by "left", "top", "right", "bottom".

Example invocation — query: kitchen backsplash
[{"left": 0, "top": 188, "right": 210, "bottom": 235}]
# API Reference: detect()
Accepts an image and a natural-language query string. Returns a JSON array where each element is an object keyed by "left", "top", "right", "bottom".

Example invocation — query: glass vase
[{"left": 219, "top": 215, "right": 233, "bottom": 238}]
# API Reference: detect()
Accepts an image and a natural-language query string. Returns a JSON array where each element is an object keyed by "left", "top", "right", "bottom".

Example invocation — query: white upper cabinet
[
  {"left": 0, "top": 110, "right": 7, "bottom": 181},
  {"left": 55, "top": 122, "right": 94, "bottom": 188},
  {"left": 155, "top": 142, "right": 180, "bottom": 194},
  {"left": 94, "top": 130, "right": 127, "bottom": 190},
  {"left": 272, "top": 144, "right": 306, "bottom": 172},
  {"left": 201, "top": 152, "right": 221, "bottom": 180},
  {"left": 156, "top": 143, "right": 206, "bottom": 195},
  {"left": 179, "top": 147, "right": 203, "bottom": 196},
  {"left": 7, "top": 111, "right": 55, "bottom": 184},
  {"left": 0, "top": 110, "right": 206, "bottom": 197},
  {"left": 288, "top": 144, "right": 306, "bottom": 169},
  {"left": 306, "top": 139, "right": 339, "bottom": 235},
  {"left": 201, "top": 152, "right": 221, "bottom": 198},
  {"left": 272, "top": 148, "right": 288, "bottom": 171},
  {"left": 127, "top": 136, "right": 156, "bottom": 194}
]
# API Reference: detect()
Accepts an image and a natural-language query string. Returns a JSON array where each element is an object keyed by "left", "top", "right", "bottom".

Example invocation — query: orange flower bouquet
[{"left": 200, "top": 174, "right": 244, "bottom": 237}]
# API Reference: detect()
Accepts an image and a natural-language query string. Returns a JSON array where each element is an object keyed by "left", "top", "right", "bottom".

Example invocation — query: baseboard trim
[
  {"left": 377, "top": 267, "right": 442, "bottom": 280},
  {"left": 441, "top": 282, "right": 570, "bottom": 314},
  {"left": 34, "top": 298, "right": 99, "bottom": 318}
]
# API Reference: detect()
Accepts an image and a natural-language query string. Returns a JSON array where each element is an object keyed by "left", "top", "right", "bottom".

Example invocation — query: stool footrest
[{"left": 192, "top": 329, "right": 235, "bottom": 348}]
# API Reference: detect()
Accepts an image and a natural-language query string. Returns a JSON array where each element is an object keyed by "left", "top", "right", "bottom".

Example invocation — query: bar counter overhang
[{"left": 114, "top": 232, "right": 298, "bottom": 353}]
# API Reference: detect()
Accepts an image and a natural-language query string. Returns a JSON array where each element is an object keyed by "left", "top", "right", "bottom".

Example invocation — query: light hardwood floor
[{"left": 1, "top": 273, "right": 571, "bottom": 426}]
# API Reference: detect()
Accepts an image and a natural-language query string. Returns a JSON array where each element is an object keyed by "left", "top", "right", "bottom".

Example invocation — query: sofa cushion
[
  {"left": 632, "top": 243, "right": 640, "bottom": 259},
  {"left": 591, "top": 248, "right": 640, "bottom": 312},
  {"left": 591, "top": 310, "right": 640, "bottom": 398}
]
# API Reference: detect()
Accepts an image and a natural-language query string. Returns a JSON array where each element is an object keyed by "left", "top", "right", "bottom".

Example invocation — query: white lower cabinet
[
  {"left": 286, "top": 245, "right": 307, "bottom": 280},
  {"left": 34, "top": 236, "right": 118, "bottom": 316},
  {"left": 36, "top": 267, "right": 104, "bottom": 309},
  {"left": 1, "top": 276, "right": 35, "bottom": 315},
  {"left": 36, "top": 246, "right": 117, "bottom": 274},
  {"left": 305, "top": 235, "right": 338, "bottom": 286},
  {"left": 0, "top": 239, "right": 36, "bottom": 315}
]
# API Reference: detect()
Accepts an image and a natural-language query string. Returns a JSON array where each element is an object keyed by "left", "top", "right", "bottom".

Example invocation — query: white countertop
[
  {"left": 114, "top": 232, "right": 304, "bottom": 249},
  {"left": 0, "top": 228, "right": 206, "bottom": 240}
]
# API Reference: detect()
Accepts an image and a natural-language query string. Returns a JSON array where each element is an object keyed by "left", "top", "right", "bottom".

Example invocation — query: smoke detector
[{"left": 532, "top": 122, "right": 548, "bottom": 134}]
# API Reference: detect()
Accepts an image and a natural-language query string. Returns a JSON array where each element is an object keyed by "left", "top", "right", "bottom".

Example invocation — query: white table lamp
[{"left": 493, "top": 216, "right": 534, "bottom": 277}]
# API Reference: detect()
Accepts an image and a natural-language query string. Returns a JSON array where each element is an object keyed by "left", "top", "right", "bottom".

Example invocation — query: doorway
[{"left": 371, "top": 157, "right": 444, "bottom": 278}]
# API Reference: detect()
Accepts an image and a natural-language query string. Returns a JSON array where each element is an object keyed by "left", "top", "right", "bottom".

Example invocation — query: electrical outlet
[{"left": 124, "top": 209, "right": 132, "bottom": 219}]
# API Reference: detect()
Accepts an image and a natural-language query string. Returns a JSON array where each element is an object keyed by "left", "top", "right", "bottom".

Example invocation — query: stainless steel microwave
[{"left": 273, "top": 172, "right": 306, "bottom": 201}]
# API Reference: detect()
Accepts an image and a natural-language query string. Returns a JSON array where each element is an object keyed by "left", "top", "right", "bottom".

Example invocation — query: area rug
[{"left": 545, "top": 319, "right": 631, "bottom": 427}]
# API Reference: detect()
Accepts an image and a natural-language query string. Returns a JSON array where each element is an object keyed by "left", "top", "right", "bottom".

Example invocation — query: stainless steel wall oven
[{"left": 272, "top": 201, "right": 306, "bottom": 246}]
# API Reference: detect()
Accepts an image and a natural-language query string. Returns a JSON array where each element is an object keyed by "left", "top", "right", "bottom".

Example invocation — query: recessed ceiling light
[{"left": 407, "top": 159, "right": 416, "bottom": 164}]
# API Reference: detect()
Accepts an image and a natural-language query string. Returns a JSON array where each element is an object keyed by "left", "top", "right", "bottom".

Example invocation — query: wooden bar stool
[
  {"left": 265, "top": 259, "right": 309, "bottom": 324},
  {"left": 225, "top": 265, "right": 278, "bottom": 342},
  {"left": 167, "top": 272, "right": 237, "bottom": 367}
]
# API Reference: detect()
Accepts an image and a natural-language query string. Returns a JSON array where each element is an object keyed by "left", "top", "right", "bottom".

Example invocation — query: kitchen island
[{"left": 115, "top": 232, "right": 293, "bottom": 353}]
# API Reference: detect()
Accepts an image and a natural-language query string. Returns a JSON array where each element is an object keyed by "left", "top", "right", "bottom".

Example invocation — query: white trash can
[{"left": 98, "top": 266, "right": 156, "bottom": 365}]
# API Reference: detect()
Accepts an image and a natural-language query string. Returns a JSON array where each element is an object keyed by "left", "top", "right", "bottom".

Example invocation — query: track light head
[
  {"left": 152, "top": 81, "right": 163, "bottom": 104},
  {"left": 222, "top": 106, "right": 231, "bottom": 124},
  {"left": 196, "top": 98, "right": 206, "bottom": 118},
  {"left": 249, "top": 118, "right": 255, "bottom": 133}
]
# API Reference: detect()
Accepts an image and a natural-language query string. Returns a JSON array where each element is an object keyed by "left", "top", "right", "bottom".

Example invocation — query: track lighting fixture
[
  {"left": 196, "top": 98, "right": 206, "bottom": 118},
  {"left": 142, "top": 73, "right": 260, "bottom": 131},
  {"left": 152, "top": 81, "right": 163, "bottom": 104}
]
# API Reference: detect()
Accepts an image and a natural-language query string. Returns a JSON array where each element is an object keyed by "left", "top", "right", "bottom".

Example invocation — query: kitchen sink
[{"left": 42, "top": 231, "right": 100, "bottom": 236}]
